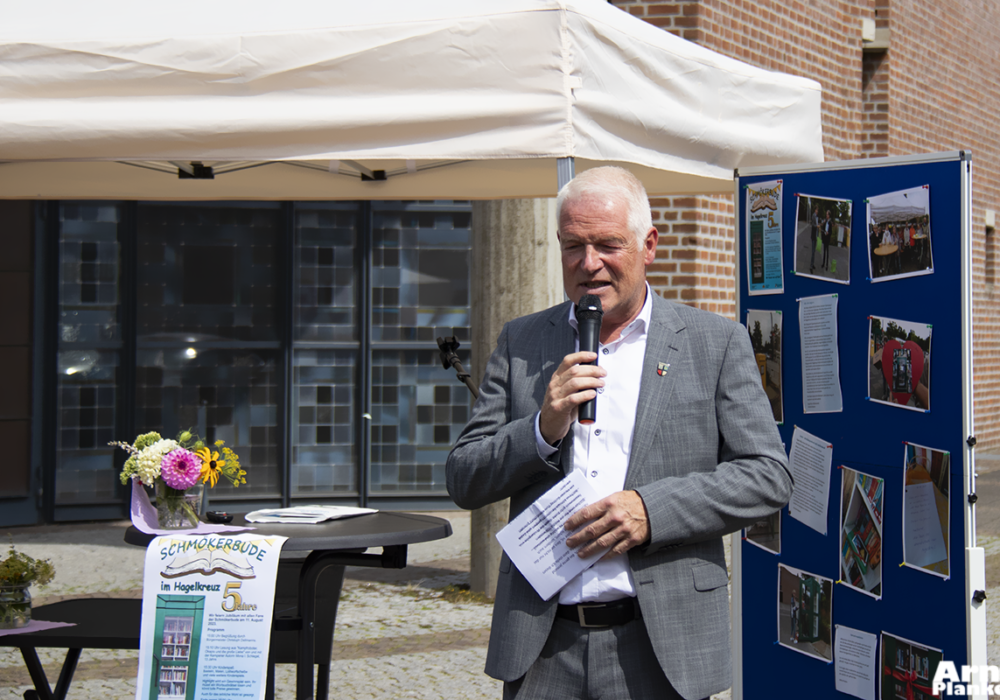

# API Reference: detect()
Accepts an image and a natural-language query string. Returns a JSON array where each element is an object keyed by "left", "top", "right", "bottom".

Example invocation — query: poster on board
[
  {"left": 746, "top": 309, "right": 783, "bottom": 423},
  {"left": 794, "top": 194, "right": 852, "bottom": 284},
  {"left": 839, "top": 468, "right": 884, "bottom": 599},
  {"left": 866, "top": 185, "right": 933, "bottom": 282},
  {"left": 867, "top": 315, "right": 932, "bottom": 412},
  {"left": 746, "top": 179, "right": 784, "bottom": 295},
  {"left": 136, "top": 533, "right": 287, "bottom": 700},
  {"left": 902, "top": 442, "right": 950, "bottom": 578}
]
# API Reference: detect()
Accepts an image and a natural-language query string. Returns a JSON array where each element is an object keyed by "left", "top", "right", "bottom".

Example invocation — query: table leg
[
  {"left": 293, "top": 546, "right": 408, "bottom": 699},
  {"left": 19, "top": 647, "right": 80, "bottom": 700}
]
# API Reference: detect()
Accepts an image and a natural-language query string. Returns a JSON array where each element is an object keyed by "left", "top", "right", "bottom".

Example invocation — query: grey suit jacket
[{"left": 446, "top": 293, "right": 791, "bottom": 700}]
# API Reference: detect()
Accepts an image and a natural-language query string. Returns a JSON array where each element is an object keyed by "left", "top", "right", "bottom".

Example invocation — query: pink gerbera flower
[{"left": 160, "top": 448, "right": 204, "bottom": 490}]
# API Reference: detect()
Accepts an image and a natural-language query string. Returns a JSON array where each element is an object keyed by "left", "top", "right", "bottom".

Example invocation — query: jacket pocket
[{"left": 691, "top": 562, "right": 729, "bottom": 592}]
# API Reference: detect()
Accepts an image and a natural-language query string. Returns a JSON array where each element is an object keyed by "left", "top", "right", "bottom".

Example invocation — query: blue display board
[{"left": 734, "top": 153, "right": 980, "bottom": 700}]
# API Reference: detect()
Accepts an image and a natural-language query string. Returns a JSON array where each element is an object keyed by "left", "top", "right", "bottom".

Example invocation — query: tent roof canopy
[{"left": 0, "top": 0, "right": 823, "bottom": 199}]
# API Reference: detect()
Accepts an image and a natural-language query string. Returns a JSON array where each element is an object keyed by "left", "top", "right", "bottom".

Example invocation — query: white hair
[{"left": 555, "top": 166, "right": 653, "bottom": 244}]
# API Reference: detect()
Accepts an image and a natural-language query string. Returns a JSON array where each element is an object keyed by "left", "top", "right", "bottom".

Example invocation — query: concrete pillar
[{"left": 468, "top": 198, "right": 564, "bottom": 598}]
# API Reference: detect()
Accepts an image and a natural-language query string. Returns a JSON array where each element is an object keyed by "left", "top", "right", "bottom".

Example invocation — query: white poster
[
  {"left": 835, "top": 626, "right": 877, "bottom": 700},
  {"left": 799, "top": 294, "right": 843, "bottom": 414},
  {"left": 136, "top": 533, "right": 287, "bottom": 700},
  {"left": 788, "top": 426, "right": 833, "bottom": 535}
]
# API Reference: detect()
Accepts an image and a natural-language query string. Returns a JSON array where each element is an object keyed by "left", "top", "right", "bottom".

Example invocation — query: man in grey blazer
[{"left": 446, "top": 166, "right": 791, "bottom": 700}]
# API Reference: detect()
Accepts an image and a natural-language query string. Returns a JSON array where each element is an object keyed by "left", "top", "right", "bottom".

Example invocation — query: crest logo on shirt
[{"left": 656, "top": 362, "right": 670, "bottom": 376}]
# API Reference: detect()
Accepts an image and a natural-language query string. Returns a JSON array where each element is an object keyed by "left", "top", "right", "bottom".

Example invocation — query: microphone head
[{"left": 576, "top": 294, "right": 603, "bottom": 322}]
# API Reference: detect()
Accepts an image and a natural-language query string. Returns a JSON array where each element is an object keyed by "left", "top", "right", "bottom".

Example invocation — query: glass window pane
[
  {"left": 59, "top": 204, "right": 121, "bottom": 344},
  {"left": 369, "top": 349, "right": 469, "bottom": 494},
  {"left": 292, "top": 349, "right": 357, "bottom": 495},
  {"left": 136, "top": 203, "right": 281, "bottom": 342},
  {"left": 295, "top": 204, "right": 359, "bottom": 342},
  {"left": 56, "top": 203, "right": 123, "bottom": 505},
  {"left": 371, "top": 205, "right": 471, "bottom": 342},
  {"left": 135, "top": 348, "right": 280, "bottom": 498},
  {"left": 55, "top": 349, "right": 119, "bottom": 504}
]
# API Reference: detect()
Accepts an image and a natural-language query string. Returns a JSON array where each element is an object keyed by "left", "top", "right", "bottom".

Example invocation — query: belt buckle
[{"left": 576, "top": 603, "right": 608, "bottom": 628}]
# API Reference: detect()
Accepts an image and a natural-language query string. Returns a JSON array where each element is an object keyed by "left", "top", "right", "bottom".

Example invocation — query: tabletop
[
  {"left": 874, "top": 244, "right": 898, "bottom": 256},
  {"left": 124, "top": 511, "right": 453, "bottom": 552}
]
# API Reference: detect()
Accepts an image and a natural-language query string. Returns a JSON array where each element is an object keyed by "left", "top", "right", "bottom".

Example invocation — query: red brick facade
[{"left": 612, "top": 0, "right": 1000, "bottom": 449}]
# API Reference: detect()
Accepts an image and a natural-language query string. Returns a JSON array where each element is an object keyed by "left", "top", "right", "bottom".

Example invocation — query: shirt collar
[{"left": 567, "top": 283, "right": 652, "bottom": 343}]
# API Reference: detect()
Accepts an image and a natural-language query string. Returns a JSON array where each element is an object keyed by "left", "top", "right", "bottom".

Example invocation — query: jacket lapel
[
  {"left": 625, "top": 294, "right": 687, "bottom": 489},
  {"left": 539, "top": 302, "right": 576, "bottom": 475}
]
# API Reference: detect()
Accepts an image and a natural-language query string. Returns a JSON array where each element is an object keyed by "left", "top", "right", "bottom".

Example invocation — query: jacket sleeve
[
  {"left": 635, "top": 322, "right": 792, "bottom": 553},
  {"left": 446, "top": 322, "right": 563, "bottom": 511}
]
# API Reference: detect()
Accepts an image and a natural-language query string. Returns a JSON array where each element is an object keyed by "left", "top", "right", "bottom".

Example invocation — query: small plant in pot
[{"left": 0, "top": 540, "right": 55, "bottom": 629}]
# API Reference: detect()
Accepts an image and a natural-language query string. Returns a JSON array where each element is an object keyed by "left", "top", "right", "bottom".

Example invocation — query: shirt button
[
  {"left": 594, "top": 429, "right": 601, "bottom": 435},
  {"left": 590, "top": 470, "right": 598, "bottom": 477},
  {"left": 602, "top": 348, "right": 610, "bottom": 355}
]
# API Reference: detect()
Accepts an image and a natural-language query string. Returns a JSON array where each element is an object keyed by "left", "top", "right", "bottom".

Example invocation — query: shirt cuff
[{"left": 534, "top": 412, "right": 560, "bottom": 460}]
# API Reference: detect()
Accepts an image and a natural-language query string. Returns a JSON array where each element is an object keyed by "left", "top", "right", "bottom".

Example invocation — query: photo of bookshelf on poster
[{"left": 838, "top": 467, "right": 884, "bottom": 599}]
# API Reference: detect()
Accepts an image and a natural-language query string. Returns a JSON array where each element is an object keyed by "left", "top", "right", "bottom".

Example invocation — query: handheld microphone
[{"left": 576, "top": 294, "right": 603, "bottom": 425}]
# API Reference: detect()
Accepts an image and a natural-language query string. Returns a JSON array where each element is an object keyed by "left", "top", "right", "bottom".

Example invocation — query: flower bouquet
[
  {"left": 0, "top": 540, "right": 55, "bottom": 629},
  {"left": 112, "top": 430, "right": 246, "bottom": 529}
]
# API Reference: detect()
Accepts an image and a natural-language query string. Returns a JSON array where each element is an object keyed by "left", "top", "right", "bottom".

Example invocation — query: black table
[
  {"left": 126, "top": 511, "right": 452, "bottom": 700},
  {"left": 0, "top": 512, "right": 452, "bottom": 700},
  {"left": 0, "top": 598, "right": 141, "bottom": 700}
]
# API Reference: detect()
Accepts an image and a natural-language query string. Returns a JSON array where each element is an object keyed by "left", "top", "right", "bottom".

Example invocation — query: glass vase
[
  {"left": 155, "top": 481, "right": 205, "bottom": 530},
  {"left": 0, "top": 585, "right": 31, "bottom": 629}
]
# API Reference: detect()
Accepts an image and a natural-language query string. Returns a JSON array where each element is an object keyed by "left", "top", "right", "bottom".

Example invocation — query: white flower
[{"left": 135, "top": 439, "right": 179, "bottom": 485}]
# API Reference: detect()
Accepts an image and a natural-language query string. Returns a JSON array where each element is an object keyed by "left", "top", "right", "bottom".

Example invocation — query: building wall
[
  {"left": 612, "top": 0, "right": 1000, "bottom": 449},
  {"left": 0, "top": 202, "right": 34, "bottom": 498}
]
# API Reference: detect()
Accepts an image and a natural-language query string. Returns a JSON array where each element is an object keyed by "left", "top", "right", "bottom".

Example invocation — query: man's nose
[{"left": 581, "top": 246, "right": 602, "bottom": 271}]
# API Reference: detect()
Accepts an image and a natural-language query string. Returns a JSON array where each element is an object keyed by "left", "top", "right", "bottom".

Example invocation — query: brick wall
[{"left": 612, "top": 0, "right": 1000, "bottom": 448}]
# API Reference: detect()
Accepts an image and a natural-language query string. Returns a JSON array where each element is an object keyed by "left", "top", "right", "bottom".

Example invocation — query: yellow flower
[{"left": 196, "top": 447, "right": 226, "bottom": 488}]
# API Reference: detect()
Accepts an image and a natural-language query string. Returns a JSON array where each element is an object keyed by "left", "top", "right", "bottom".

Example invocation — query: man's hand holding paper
[
  {"left": 495, "top": 471, "right": 612, "bottom": 601},
  {"left": 565, "top": 489, "right": 650, "bottom": 559}
]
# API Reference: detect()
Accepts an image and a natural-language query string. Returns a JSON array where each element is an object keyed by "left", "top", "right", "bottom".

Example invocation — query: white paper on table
[
  {"left": 245, "top": 505, "right": 378, "bottom": 524},
  {"left": 799, "top": 294, "right": 843, "bottom": 414},
  {"left": 834, "top": 625, "right": 877, "bottom": 700},
  {"left": 496, "top": 471, "right": 609, "bottom": 601},
  {"left": 903, "top": 482, "right": 948, "bottom": 569},
  {"left": 788, "top": 426, "right": 833, "bottom": 535}
]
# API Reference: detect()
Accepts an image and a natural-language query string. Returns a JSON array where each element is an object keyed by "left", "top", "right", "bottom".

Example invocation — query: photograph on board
[
  {"left": 745, "top": 511, "right": 781, "bottom": 555},
  {"left": 839, "top": 467, "right": 884, "bottom": 599},
  {"left": 903, "top": 442, "right": 950, "bottom": 578},
  {"left": 746, "top": 309, "right": 783, "bottom": 423},
  {"left": 866, "top": 185, "right": 933, "bottom": 282},
  {"left": 880, "top": 632, "right": 942, "bottom": 700},
  {"left": 867, "top": 315, "right": 931, "bottom": 411},
  {"left": 793, "top": 194, "right": 852, "bottom": 284},
  {"left": 777, "top": 563, "right": 833, "bottom": 661}
]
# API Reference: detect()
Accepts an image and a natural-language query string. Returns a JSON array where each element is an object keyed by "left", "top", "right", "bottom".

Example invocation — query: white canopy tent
[
  {"left": 869, "top": 187, "right": 930, "bottom": 223},
  {"left": 0, "top": 0, "right": 823, "bottom": 200}
]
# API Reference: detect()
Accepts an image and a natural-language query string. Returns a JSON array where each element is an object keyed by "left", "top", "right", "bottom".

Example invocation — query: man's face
[{"left": 557, "top": 194, "right": 657, "bottom": 334}]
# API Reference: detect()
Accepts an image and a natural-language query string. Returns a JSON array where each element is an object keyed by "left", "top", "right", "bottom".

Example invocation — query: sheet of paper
[
  {"left": 495, "top": 471, "right": 608, "bottom": 601},
  {"left": 245, "top": 505, "right": 377, "bottom": 524},
  {"left": 904, "top": 482, "right": 947, "bottom": 568},
  {"left": 788, "top": 426, "right": 832, "bottom": 535},
  {"left": 835, "top": 626, "right": 877, "bottom": 700},
  {"left": 136, "top": 533, "right": 287, "bottom": 700},
  {"left": 799, "top": 294, "right": 843, "bottom": 413}
]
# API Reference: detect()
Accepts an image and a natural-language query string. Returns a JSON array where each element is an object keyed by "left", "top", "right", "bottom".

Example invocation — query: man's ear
[{"left": 643, "top": 227, "right": 658, "bottom": 265}]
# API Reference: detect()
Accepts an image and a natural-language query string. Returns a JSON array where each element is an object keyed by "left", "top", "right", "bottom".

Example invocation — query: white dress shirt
[{"left": 534, "top": 285, "right": 652, "bottom": 603}]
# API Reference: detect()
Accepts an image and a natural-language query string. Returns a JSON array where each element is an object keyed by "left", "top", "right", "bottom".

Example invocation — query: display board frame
[{"left": 731, "top": 152, "right": 985, "bottom": 700}]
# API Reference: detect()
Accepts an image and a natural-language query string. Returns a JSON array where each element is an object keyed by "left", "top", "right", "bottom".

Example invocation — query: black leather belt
[{"left": 556, "top": 597, "right": 641, "bottom": 628}]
